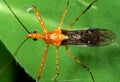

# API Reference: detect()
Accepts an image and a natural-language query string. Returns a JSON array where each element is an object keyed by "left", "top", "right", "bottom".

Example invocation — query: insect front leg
[
  {"left": 27, "top": 5, "right": 48, "bottom": 33},
  {"left": 37, "top": 44, "right": 49, "bottom": 82},
  {"left": 52, "top": 47, "right": 60, "bottom": 81},
  {"left": 65, "top": 46, "right": 95, "bottom": 82}
]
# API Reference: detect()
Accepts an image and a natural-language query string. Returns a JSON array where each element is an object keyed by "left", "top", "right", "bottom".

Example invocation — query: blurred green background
[
  {"left": 0, "top": 40, "right": 14, "bottom": 82},
  {"left": 0, "top": 0, "right": 120, "bottom": 82}
]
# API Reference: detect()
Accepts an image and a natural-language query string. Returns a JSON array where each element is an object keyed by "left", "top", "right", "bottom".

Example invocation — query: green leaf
[{"left": 0, "top": 0, "right": 120, "bottom": 82}]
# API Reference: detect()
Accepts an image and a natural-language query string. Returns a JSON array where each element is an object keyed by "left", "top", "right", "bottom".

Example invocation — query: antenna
[
  {"left": 14, "top": 38, "right": 29, "bottom": 56},
  {"left": 0, "top": 38, "right": 29, "bottom": 76},
  {"left": 2, "top": 0, "right": 30, "bottom": 73},
  {"left": 3, "top": 0, "right": 30, "bottom": 33}
]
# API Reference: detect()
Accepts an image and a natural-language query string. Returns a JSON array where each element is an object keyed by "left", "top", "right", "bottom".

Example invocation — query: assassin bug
[{"left": 3, "top": 0, "right": 116, "bottom": 82}]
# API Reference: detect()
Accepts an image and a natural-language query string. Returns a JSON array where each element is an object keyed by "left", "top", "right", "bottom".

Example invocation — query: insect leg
[
  {"left": 52, "top": 47, "right": 60, "bottom": 81},
  {"left": 65, "top": 46, "right": 95, "bottom": 82},
  {"left": 27, "top": 5, "right": 48, "bottom": 33},
  {"left": 37, "top": 44, "right": 49, "bottom": 82},
  {"left": 68, "top": 0, "right": 97, "bottom": 30},
  {"left": 58, "top": 0, "right": 69, "bottom": 29}
]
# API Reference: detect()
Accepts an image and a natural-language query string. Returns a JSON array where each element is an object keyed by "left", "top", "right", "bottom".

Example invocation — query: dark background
[{"left": 15, "top": 62, "right": 35, "bottom": 82}]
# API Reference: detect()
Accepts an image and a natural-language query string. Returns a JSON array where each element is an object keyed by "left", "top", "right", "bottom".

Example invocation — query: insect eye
[
  {"left": 33, "top": 38, "right": 37, "bottom": 41},
  {"left": 33, "top": 31, "right": 37, "bottom": 33}
]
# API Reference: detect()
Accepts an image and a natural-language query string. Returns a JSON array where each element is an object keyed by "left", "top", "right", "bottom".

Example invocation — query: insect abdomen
[{"left": 61, "top": 28, "right": 116, "bottom": 46}]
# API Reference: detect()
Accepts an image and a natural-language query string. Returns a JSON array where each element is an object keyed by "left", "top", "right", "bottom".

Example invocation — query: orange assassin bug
[{"left": 3, "top": 0, "right": 116, "bottom": 82}]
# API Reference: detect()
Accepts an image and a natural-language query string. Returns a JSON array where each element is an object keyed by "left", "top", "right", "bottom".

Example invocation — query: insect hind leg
[
  {"left": 68, "top": 0, "right": 98, "bottom": 30},
  {"left": 65, "top": 46, "right": 95, "bottom": 82}
]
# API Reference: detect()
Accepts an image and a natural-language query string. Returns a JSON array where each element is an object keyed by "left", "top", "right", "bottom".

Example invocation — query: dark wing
[{"left": 61, "top": 28, "right": 116, "bottom": 46}]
